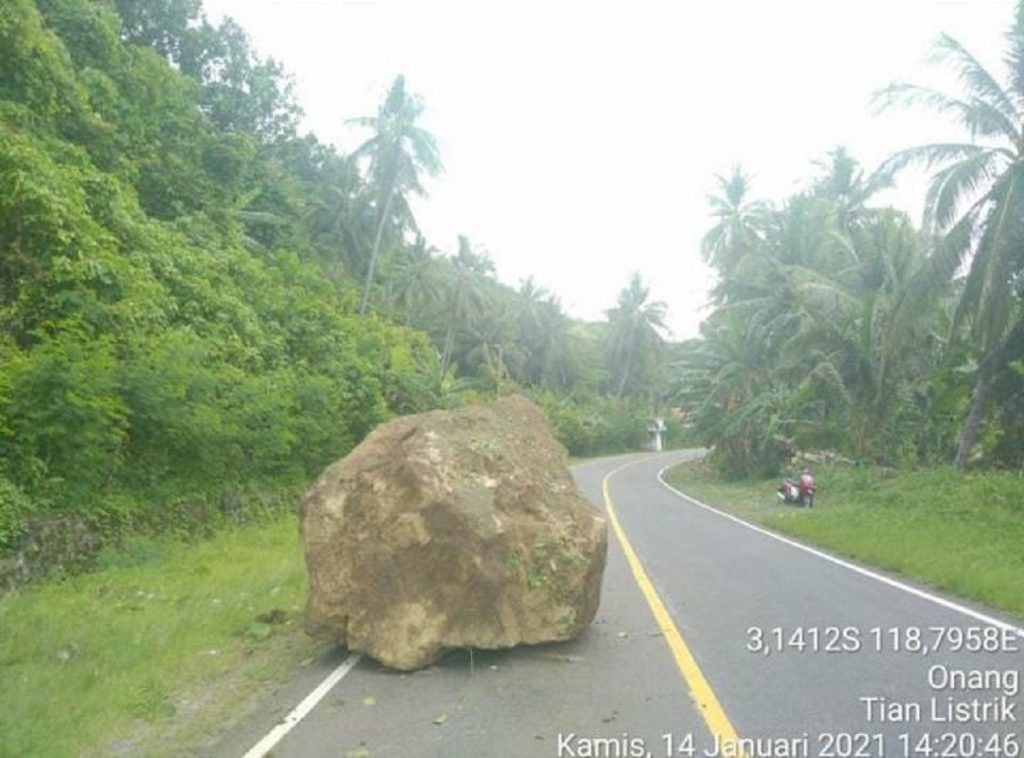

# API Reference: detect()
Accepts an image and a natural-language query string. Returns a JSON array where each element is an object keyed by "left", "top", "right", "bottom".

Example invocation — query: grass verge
[
  {"left": 664, "top": 459, "right": 1024, "bottom": 621},
  {"left": 0, "top": 512, "right": 325, "bottom": 757}
]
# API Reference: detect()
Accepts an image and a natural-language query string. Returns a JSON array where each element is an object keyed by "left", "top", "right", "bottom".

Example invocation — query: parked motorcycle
[{"left": 778, "top": 469, "right": 815, "bottom": 507}]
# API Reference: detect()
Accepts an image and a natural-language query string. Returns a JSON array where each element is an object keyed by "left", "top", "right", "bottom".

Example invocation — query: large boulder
[{"left": 300, "top": 395, "right": 607, "bottom": 670}]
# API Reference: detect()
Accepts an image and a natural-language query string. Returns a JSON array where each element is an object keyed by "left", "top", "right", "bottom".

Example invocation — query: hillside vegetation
[{"left": 0, "top": 0, "right": 676, "bottom": 570}]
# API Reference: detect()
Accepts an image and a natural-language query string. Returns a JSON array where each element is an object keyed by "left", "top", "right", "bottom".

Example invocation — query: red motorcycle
[{"left": 778, "top": 469, "right": 815, "bottom": 508}]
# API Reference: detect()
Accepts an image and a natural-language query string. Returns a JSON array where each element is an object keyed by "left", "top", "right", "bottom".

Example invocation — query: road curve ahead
[{"left": 210, "top": 452, "right": 1024, "bottom": 758}]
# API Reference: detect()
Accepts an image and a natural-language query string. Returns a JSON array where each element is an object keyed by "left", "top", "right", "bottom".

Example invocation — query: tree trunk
[
  {"left": 615, "top": 348, "right": 633, "bottom": 399},
  {"left": 955, "top": 316, "right": 1024, "bottom": 470},
  {"left": 615, "top": 332, "right": 636, "bottom": 399},
  {"left": 955, "top": 362, "right": 991, "bottom": 471},
  {"left": 440, "top": 322, "right": 455, "bottom": 375},
  {"left": 359, "top": 184, "right": 396, "bottom": 318}
]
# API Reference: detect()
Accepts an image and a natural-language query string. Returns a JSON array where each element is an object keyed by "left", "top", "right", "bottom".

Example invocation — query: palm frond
[
  {"left": 784, "top": 265, "right": 864, "bottom": 314},
  {"left": 883, "top": 209, "right": 978, "bottom": 364},
  {"left": 1006, "top": 5, "right": 1024, "bottom": 102},
  {"left": 875, "top": 142, "right": 987, "bottom": 181},
  {"left": 930, "top": 33, "right": 1019, "bottom": 128},
  {"left": 873, "top": 82, "right": 1018, "bottom": 141},
  {"left": 955, "top": 172, "right": 1023, "bottom": 349},
  {"left": 345, "top": 115, "right": 378, "bottom": 128},
  {"left": 922, "top": 148, "right": 1009, "bottom": 232}
]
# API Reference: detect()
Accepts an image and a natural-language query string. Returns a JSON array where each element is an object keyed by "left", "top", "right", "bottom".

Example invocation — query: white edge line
[
  {"left": 242, "top": 652, "right": 363, "bottom": 758},
  {"left": 655, "top": 462, "right": 1024, "bottom": 639},
  {"left": 240, "top": 451, "right": 640, "bottom": 757}
]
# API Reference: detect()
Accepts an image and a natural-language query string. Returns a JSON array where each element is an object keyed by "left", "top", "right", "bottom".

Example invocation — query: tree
[
  {"left": 810, "top": 146, "right": 890, "bottom": 235},
  {"left": 701, "top": 165, "right": 770, "bottom": 280},
  {"left": 0, "top": 0, "right": 444, "bottom": 546},
  {"left": 678, "top": 311, "right": 793, "bottom": 477},
  {"left": 514, "top": 277, "right": 569, "bottom": 387},
  {"left": 304, "top": 152, "right": 376, "bottom": 281},
  {"left": 348, "top": 75, "right": 442, "bottom": 317},
  {"left": 689, "top": 145, "right": 942, "bottom": 468},
  {"left": 389, "top": 234, "right": 441, "bottom": 324},
  {"left": 439, "top": 237, "right": 490, "bottom": 374},
  {"left": 876, "top": 16, "right": 1024, "bottom": 468},
  {"left": 606, "top": 273, "right": 669, "bottom": 398}
]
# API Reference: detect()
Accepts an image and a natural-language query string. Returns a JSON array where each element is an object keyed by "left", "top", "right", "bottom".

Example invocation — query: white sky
[{"left": 203, "top": 0, "right": 1015, "bottom": 338}]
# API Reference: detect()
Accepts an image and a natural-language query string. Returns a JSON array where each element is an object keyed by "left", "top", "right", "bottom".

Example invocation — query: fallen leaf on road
[
  {"left": 362, "top": 696, "right": 376, "bottom": 707},
  {"left": 433, "top": 713, "right": 447, "bottom": 726}
]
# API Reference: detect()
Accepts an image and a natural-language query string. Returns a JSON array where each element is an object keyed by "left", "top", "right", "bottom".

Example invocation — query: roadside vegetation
[
  {"left": 665, "top": 6, "right": 1024, "bottom": 623},
  {"left": 0, "top": 0, "right": 675, "bottom": 582},
  {"left": 3, "top": 0, "right": 1024, "bottom": 753},
  {"left": 678, "top": 9, "right": 1024, "bottom": 479},
  {"left": 665, "top": 460, "right": 1024, "bottom": 620},
  {"left": 0, "top": 513, "right": 316, "bottom": 756},
  {"left": 0, "top": 4, "right": 676, "bottom": 752}
]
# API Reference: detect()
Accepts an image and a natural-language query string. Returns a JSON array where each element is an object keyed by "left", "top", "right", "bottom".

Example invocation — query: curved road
[{"left": 210, "top": 452, "right": 1024, "bottom": 758}]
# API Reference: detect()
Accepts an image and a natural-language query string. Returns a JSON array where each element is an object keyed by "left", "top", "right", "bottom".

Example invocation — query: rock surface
[{"left": 300, "top": 395, "right": 607, "bottom": 670}]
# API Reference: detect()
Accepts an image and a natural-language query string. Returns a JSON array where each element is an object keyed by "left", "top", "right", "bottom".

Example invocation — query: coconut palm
[
  {"left": 348, "top": 75, "right": 442, "bottom": 317},
  {"left": 811, "top": 146, "right": 891, "bottom": 236},
  {"left": 678, "top": 310, "right": 794, "bottom": 477},
  {"left": 304, "top": 156, "right": 375, "bottom": 281},
  {"left": 875, "top": 18, "right": 1024, "bottom": 468},
  {"left": 606, "top": 273, "right": 669, "bottom": 398},
  {"left": 690, "top": 152, "right": 939, "bottom": 465},
  {"left": 387, "top": 234, "right": 441, "bottom": 323},
  {"left": 439, "top": 237, "right": 491, "bottom": 374},
  {"left": 701, "top": 166, "right": 770, "bottom": 278},
  {"left": 513, "top": 277, "right": 561, "bottom": 384}
]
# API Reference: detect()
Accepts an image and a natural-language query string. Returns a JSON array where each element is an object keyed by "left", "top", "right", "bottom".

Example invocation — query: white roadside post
[{"left": 648, "top": 416, "right": 666, "bottom": 452}]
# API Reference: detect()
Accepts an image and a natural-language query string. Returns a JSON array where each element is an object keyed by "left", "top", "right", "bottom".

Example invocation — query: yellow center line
[{"left": 602, "top": 459, "right": 745, "bottom": 752}]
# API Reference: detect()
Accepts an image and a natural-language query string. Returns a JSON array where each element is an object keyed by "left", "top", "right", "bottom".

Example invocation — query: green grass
[
  {"left": 0, "top": 513, "right": 324, "bottom": 757},
  {"left": 665, "top": 459, "right": 1024, "bottom": 620}
]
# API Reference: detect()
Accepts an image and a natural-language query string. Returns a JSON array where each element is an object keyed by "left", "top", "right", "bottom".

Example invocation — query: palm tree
[
  {"left": 875, "top": 17, "right": 1024, "bottom": 468},
  {"left": 304, "top": 155, "right": 375, "bottom": 281},
  {"left": 784, "top": 211, "right": 930, "bottom": 457},
  {"left": 452, "top": 234, "right": 496, "bottom": 276},
  {"left": 466, "top": 317, "right": 518, "bottom": 398},
  {"left": 513, "top": 277, "right": 560, "bottom": 385},
  {"left": 701, "top": 166, "right": 770, "bottom": 278},
  {"left": 811, "top": 146, "right": 891, "bottom": 235},
  {"left": 693, "top": 154, "right": 937, "bottom": 464},
  {"left": 678, "top": 310, "right": 793, "bottom": 477},
  {"left": 439, "top": 237, "right": 490, "bottom": 374},
  {"left": 347, "top": 75, "right": 442, "bottom": 317},
  {"left": 389, "top": 234, "right": 442, "bottom": 325},
  {"left": 606, "top": 273, "right": 669, "bottom": 398}
]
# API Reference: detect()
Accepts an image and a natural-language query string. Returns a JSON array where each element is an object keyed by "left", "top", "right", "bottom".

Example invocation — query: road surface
[{"left": 209, "top": 451, "right": 1024, "bottom": 758}]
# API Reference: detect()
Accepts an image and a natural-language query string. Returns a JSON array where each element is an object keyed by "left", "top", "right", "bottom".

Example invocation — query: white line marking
[
  {"left": 242, "top": 653, "right": 363, "bottom": 758},
  {"left": 239, "top": 452, "right": 649, "bottom": 757},
  {"left": 654, "top": 462, "right": 1024, "bottom": 638}
]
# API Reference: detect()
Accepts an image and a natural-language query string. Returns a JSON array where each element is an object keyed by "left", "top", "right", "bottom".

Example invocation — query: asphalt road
[{"left": 209, "top": 451, "right": 1024, "bottom": 758}]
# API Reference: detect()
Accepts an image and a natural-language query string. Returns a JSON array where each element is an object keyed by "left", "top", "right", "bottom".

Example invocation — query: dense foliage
[
  {"left": 683, "top": 133, "right": 1023, "bottom": 476},
  {"left": 680, "top": 8, "right": 1024, "bottom": 478},
  {"left": 0, "top": 0, "right": 446, "bottom": 544},
  {"left": 0, "top": 0, "right": 670, "bottom": 554}
]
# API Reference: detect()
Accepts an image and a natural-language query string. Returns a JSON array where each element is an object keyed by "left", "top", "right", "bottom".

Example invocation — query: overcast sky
[{"left": 203, "top": 0, "right": 1015, "bottom": 338}]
